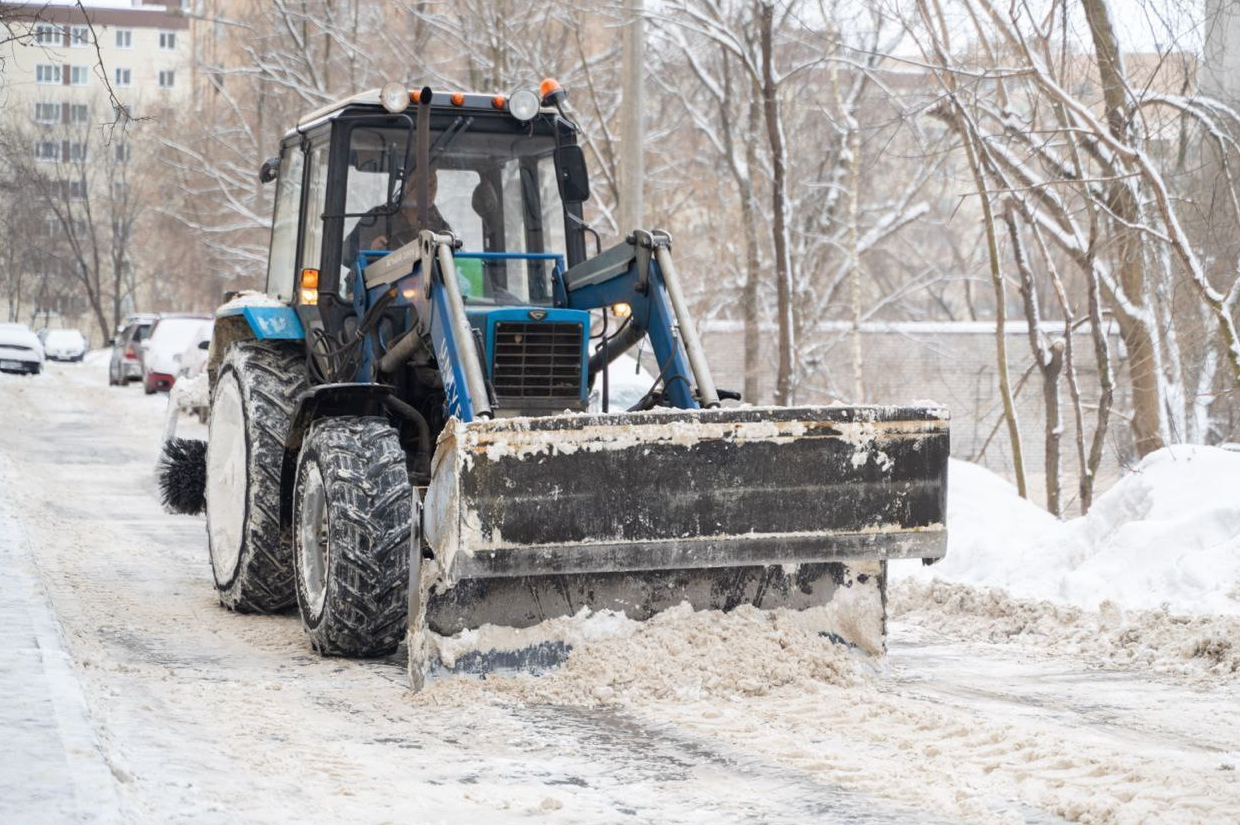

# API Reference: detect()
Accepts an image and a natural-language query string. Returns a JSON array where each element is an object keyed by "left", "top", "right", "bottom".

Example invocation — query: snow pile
[
  {"left": 171, "top": 372, "right": 209, "bottom": 409},
  {"left": 905, "top": 447, "right": 1240, "bottom": 615},
  {"left": 893, "top": 579, "right": 1240, "bottom": 682},
  {"left": 420, "top": 602, "right": 865, "bottom": 707}
]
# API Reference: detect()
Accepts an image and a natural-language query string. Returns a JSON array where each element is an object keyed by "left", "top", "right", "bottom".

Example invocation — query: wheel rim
[
  {"left": 297, "top": 465, "right": 329, "bottom": 619},
  {"left": 206, "top": 373, "right": 247, "bottom": 586}
]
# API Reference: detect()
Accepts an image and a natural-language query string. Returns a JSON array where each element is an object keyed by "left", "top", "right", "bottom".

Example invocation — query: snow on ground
[
  {"left": 893, "top": 580, "right": 1240, "bottom": 684},
  {"left": 879, "top": 453, "right": 1240, "bottom": 819},
  {"left": 902, "top": 453, "right": 1240, "bottom": 616},
  {"left": 2, "top": 358, "right": 1239, "bottom": 825},
  {"left": 889, "top": 453, "right": 1240, "bottom": 686}
]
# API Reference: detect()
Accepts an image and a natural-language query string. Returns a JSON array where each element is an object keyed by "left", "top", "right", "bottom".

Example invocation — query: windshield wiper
[{"left": 426, "top": 115, "right": 473, "bottom": 168}]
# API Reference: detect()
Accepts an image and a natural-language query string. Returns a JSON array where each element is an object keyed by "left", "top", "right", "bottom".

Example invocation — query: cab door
[{"left": 264, "top": 141, "right": 304, "bottom": 303}]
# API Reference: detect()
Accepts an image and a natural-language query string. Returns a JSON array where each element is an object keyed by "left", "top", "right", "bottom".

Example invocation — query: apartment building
[
  {"left": 1, "top": 1, "right": 188, "bottom": 125},
  {"left": 0, "top": 1, "right": 191, "bottom": 331},
  {"left": 1, "top": 1, "right": 190, "bottom": 133}
]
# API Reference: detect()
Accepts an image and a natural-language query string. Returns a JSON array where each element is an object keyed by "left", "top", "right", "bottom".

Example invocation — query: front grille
[{"left": 492, "top": 321, "right": 583, "bottom": 403}]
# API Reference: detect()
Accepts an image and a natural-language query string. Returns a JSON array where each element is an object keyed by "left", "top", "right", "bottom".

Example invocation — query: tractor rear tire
[
  {"left": 205, "top": 341, "right": 308, "bottom": 613},
  {"left": 293, "top": 416, "right": 411, "bottom": 657}
]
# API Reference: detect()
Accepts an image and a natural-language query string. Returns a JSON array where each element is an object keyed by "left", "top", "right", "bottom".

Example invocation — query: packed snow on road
[{"left": 3, "top": 356, "right": 1238, "bottom": 824}]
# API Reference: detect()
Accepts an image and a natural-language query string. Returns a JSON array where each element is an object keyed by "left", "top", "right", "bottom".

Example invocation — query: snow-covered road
[{"left": 2, "top": 358, "right": 1237, "bottom": 824}]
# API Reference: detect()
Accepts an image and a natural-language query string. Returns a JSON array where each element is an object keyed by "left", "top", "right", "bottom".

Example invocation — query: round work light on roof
[
  {"left": 379, "top": 81, "right": 410, "bottom": 114},
  {"left": 508, "top": 89, "right": 540, "bottom": 122}
]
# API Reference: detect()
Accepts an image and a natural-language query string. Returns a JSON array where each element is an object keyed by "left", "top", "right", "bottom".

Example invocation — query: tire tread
[
  {"left": 209, "top": 341, "right": 308, "bottom": 613},
  {"left": 294, "top": 416, "right": 410, "bottom": 657}
]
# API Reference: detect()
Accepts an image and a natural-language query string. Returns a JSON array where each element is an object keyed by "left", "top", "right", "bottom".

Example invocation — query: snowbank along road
[{"left": 2, "top": 356, "right": 1238, "bottom": 824}]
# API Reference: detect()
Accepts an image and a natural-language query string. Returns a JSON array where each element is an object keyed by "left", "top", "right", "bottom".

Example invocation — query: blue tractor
[{"left": 177, "top": 82, "right": 949, "bottom": 687}]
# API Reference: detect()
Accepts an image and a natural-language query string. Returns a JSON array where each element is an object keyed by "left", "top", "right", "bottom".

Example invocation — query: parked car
[
  {"left": 141, "top": 315, "right": 211, "bottom": 394},
  {"left": 0, "top": 323, "right": 45, "bottom": 375},
  {"left": 109, "top": 315, "right": 157, "bottom": 386},
  {"left": 42, "top": 329, "right": 88, "bottom": 362}
]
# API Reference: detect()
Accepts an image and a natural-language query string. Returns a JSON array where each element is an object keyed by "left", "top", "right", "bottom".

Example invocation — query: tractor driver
[{"left": 344, "top": 166, "right": 451, "bottom": 267}]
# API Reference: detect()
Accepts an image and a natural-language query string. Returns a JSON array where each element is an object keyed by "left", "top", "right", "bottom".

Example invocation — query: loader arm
[{"left": 561, "top": 230, "right": 704, "bottom": 410}]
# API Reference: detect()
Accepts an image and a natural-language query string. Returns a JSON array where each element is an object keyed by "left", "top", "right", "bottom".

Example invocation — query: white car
[
  {"left": 589, "top": 352, "right": 655, "bottom": 412},
  {"left": 42, "top": 329, "right": 88, "bottom": 362},
  {"left": 141, "top": 315, "right": 211, "bottom": 394},
  {"left": 0, "top": 323, "right": 45, "bottom": 375}
]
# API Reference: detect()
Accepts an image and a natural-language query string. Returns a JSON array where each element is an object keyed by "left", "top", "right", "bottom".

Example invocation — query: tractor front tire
[
  {"left": 293, "top": 416, "right": 411, "bottom": 657},
  {"left": 205, "top": 341, "right": 308, "bottom": 613}
]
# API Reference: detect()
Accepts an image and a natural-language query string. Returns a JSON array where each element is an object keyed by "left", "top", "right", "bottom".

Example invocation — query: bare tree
[
  {"left": 0, "top": 97, "right": 148, "bottom": 340},
  {"left": 899, "top": 0, "right": 1240, "bottom": 508}
]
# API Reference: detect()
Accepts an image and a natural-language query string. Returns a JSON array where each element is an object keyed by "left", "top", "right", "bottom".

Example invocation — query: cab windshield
[{"left": 343, "top": 120, "right": 566, "bottom": 306}]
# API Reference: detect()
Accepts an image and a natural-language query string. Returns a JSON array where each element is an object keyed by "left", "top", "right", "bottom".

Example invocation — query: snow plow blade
[{"left": 412, "top": 405, "right": 949, "bottom": 683}]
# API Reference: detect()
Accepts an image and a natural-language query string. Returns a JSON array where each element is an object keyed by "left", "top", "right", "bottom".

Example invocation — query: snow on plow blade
[{"left": 413, "top": 405, "right": 949, "bottom": 682}]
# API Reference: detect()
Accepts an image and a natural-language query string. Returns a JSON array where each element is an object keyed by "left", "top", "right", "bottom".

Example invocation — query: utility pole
[{"left": 618, "top": 0, "right": 645, "bottom": 235}]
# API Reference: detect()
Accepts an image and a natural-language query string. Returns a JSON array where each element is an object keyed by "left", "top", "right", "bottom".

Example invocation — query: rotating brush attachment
[{"left": 157, "top": 437, "right": 208, "bottom": 515}]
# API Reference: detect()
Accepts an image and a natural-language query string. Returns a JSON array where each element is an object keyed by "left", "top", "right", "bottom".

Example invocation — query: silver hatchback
[{"left": 108, "top": 317, "right": 155, "bottom": 386}]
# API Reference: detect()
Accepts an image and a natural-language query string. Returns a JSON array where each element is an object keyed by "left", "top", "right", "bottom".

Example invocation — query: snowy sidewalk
[{"left": 0, "top": 502, "right": 122, "bottom": 823}]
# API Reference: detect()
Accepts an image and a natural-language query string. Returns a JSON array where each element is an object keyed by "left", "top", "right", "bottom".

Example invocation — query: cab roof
[{"left": 290, "top": 88, "right": 553, "bottom": 136}]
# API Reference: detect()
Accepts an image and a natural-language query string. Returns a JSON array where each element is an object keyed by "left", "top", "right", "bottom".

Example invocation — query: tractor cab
[{"left": 263, "top": 84, "right": 594, "bottom": 419}]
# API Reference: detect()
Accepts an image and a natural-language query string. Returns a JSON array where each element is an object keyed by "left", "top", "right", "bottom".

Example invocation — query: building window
[
  {"left": 115, "top": 29, "right": 132, "bottom": 49},
  {"left": 115, "top": 142, "right": 132, "bottom": 164},
  {"left": 69, "top": 142, "right": 87, "bottom": 161},
  {"left": 35, "top": 141, "right": 60, "bottom": 162},
  {"left": 34, "top": 102, "right": 59, "bottom": 124},
  {"left": 159, "top": 31, "right": 176, "bottom": 50},
  {"left": 69, "top": 103, "right": 89, "bottom": 124},
  {"left": 70, "top": 25, "right": 89, "bottom": 47},
  {"left": 34, "top": 24, "right": 61, "bottom": 45},
  {"left": 36, "top": 64, "right": 62, "bottom": 84},
  {"left": 70, "top": 66, "right": 88, "bottom": 86},
  {"left": 158, "top": 70, "right": 175, "bottom": 88},
  {"left": 69, "top": 180, "right": 88, "bottom": 200},
  {"left": 114, "top": 68, "right": 132, "bottom": 87}
]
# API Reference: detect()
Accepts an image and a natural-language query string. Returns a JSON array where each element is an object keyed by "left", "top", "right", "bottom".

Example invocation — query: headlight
[
  {"left": 508, "top": 89, "right": 540, "bottom": 122},
  {"left": 379, "top": 81, "right": 410, "bottom": 114}
]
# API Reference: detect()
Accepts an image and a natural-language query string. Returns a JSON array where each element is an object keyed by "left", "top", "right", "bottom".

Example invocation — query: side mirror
[
  {"left": 555, "top": 144, "right": 590, "bottom": 203},
  {"left": 259, "top": 156, "right": 280, "bottom": 184},
  {"left": 198, "top": 340, "right": 210, "bottom": 350}
]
